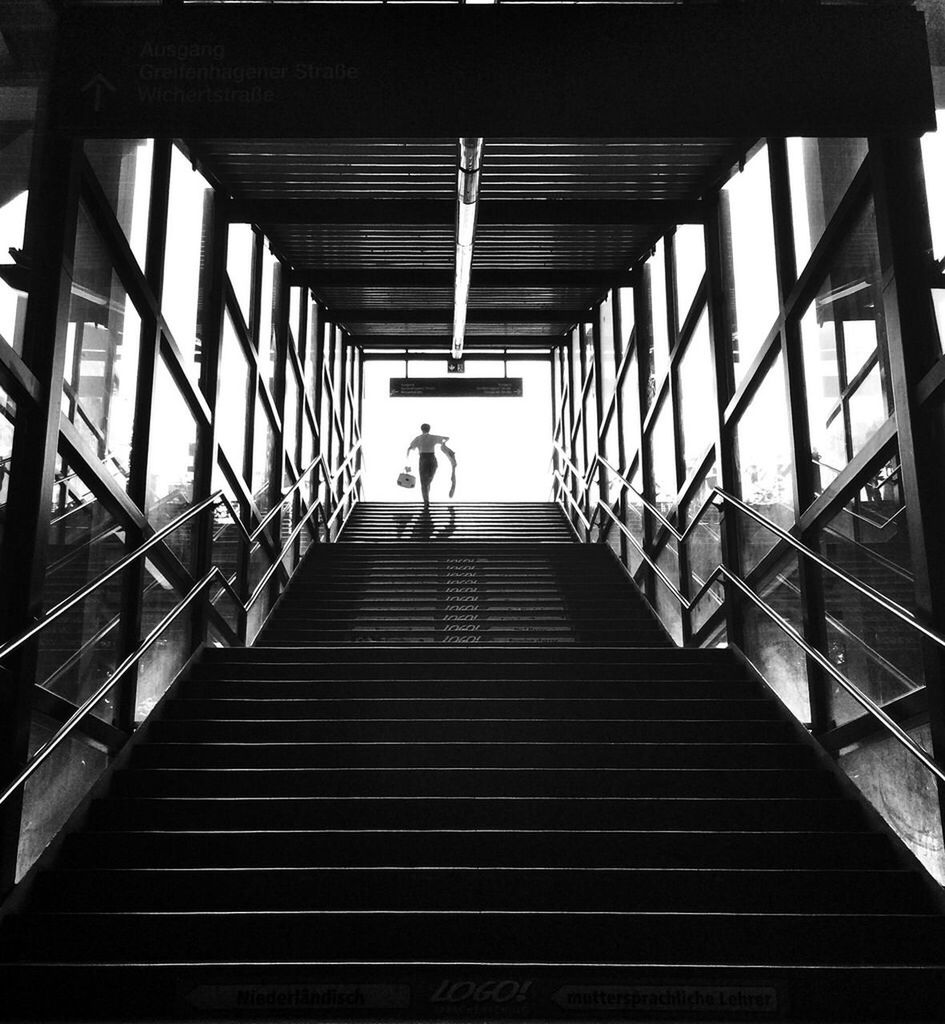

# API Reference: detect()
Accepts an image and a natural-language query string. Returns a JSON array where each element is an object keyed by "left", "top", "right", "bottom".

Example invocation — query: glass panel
[
  {"left": 677, "top": 309, "right": 714, "bottom": 478},
  {"left": 655, "top": 539, "right": 681, "bottom": 645},
  {"left": 301, "top": 410, "right": 315, "bottom": 478},
  {"left": 210, "top": 582, "right": 242, "bottom": 643},
  {"left": 647, "top": 395, "right": 676, "bottom": 513},
  {"left": 226, "top": 223, "right": 255, "bottom": 330},
  {"left": 722, "top": 145, "right": 779, "bottom": 385},
  {"left": 0, "top": 129, "right": 32, "bottom": 355},
  {"left": 598, "top": 291, "right": 617, "bottom": 415},
  {"left": 306, "top": 304, "right": 320, "bottom": 402},
  {"left": 65, "top": 203, "right": 141, "bottom": 489},
  {"left": 742, "top": 554, "right": 810, "bottom": 723},
  {"left": 39, "top": 494, "right": 126, "bottom": 724},
  {"left": 247, "top": 541, "right": 273, "bottom": 642},
  {"left": 556, "top": 351, "right": 571, "bottom": 453},
  {"left": 16, "top": 712, "right": 108, "bottom": 882},
  {"left": 617, "top": 286, "right": 634, "bottom": 356},
  {"left": 343, "top": 348, "right": 354, "bottom": 454},
  {"left": 569, "top": 329, "right": 582, "bottom": 431},
  {"left": 252, "top": 396, "right": 276, "bottom": 514},
  {"left": 582, "top": 324, "right": 598, "bottom": 460},
  {"left": 619, "top": 350, "right": 640, "bottom": 466},
  {"left": 802, "top": 201, "right": 888, "bottom": 492},
  {"left": 319, "top": 329, "right": 333, "bottom": 475},
  {"left": 624, "top": 464, "right": 645, "bottom": 575},
  {"left": 920, "top": 109, "right": 945, "bottom": 262},
  {"left": 674, "top": 223, "right": 705, "bottom": 322},
  {"left": 135, "top": 561, "right": 192, "bottom": 722},
  {"left": 601, "top": 412, "right": 622, "bottom": 509},
  {"left": 734, "top": 353, "right": 794, "bottom": 572},
  {"left": 84, "top": 139, "right": 153, "bottom": 270},
  {"left": 819, "top": 458, "right": 921, "bottom": 727},
  {"left": 847, "top": 360, "right": 887, "bottom": 453},
  {"left": 787, "top": 137, "right": 869, "bottom": 274},
  {"left": 208, "top": 470, "right": 243, "bottom": 638},
  {"left": 258, "top": 243, "right": 277, "bottom": 390},
  {"left": 648, "top": 239, "right": 670, "bottom": 392},
  {"left": 211, "top": 469, "right": 242, "bottom": 589},
  {"left": 0, "top": 271, "right": 28, "bottom": 356},
  {"left": 162, "top": 146, "right": 211, "bottom": 376},
  {"left": 289, "top": 286, "right": 302, "bottom": 351},
  {"left": 684, "top": 462, "right": 723, "bottom": 635},
  {"left": 218, "top": 311, "right": 250, "bottom": 475},
  {"left": 932, "top": 290, "right": 945, "bottom": 356},
  {"left": 0, "top": 387, "right": 15, "bottom": 549},
  {"left": 146, "top": 358, "right": 198, "bottom": 566},
  {"left": 284, "top": 362, "right": 301, "bottom": 480},
  {"left": 840, "top": 724, "right": 945, "bottom": 885},
  {"left": 280, "top": 493, "right": 299, "bottom": 576}
]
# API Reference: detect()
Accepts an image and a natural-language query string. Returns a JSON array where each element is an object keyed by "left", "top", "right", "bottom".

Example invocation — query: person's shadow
[
  {"left": 409, "top": 506, "right": 436, "bottom": 542},
  {"left": 436, "top": 505, "right": 457, "bottom": 542},
  {"left": 392, "top": 513, "right": 411, "bottom": 539}
]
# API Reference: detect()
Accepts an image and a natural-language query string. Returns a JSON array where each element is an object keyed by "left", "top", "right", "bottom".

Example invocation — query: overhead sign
[
  {"left": 390, "top": 378, "right": 523, "bottom": 398},
  {"left": 50, "top": 6, "right": 933, "bottom": 137}
]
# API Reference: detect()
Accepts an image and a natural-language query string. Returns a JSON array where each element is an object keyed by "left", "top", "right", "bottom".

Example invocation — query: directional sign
[
  {"left": 50, "top": 6, "right": 933, "bottom": 137},
  {"left": 390, "top": 378, "right": 522, "bottom": 398}
]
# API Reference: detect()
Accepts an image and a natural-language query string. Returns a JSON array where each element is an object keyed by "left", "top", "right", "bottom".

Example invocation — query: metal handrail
[
  {"left": 0, "top": 565, "right": 238, "bottom": 809},
  {"left": 841, "top": 501, "right": 906, "bottom": 532},
  {"left": 326, "top": 467, "right": 363, "bottom": 530},
  {"left": 0, "top": 438, "right": 366, "bottom": 812},
  {"left": 0, "top": 439, "right": 364, "bottom": 664},
  {"left": 554, "top": 451, "right": 936, "bottom": 647},
  {"left": 821, "top": 523, "right": 914, "bottom": 585},
  {"left": 251, "top": 440, "right": 361, "bottom": 540},
  {"left": 591, "top": 499, "right": 945, "bottom": 787},
  {"left": 810, "top": 456, "right": 905, "bottom": 530},
  {"left": 552, "top": 446, "right": 719, "bottom": 546},
  {"left": 50, "top": 494, "right": 98, "bottom": 529},
  {"left": 0, "top": 495, "right": 218, "bottom": 664}
]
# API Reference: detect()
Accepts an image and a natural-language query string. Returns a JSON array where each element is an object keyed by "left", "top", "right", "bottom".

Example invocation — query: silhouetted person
[{"left": 406, "top": 423, "right": 449, "bottom": 505}]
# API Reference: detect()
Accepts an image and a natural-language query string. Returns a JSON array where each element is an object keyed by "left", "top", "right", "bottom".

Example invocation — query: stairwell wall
[
  {"left": 553, "top": 132, "right": 945, "bottom": 886},
  {"left": 0, "top": 124, "right": 364, "bottom": 889}
]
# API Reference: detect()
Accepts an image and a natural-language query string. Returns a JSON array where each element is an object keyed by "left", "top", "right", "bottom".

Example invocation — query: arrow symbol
[{"left": 80, "top": 72, "right": 116, "bottom": 112}]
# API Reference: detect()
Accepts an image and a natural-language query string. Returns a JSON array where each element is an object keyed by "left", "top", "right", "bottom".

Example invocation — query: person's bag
[{"left": 397, "top": 465, "right": 416, "bottom": 489}]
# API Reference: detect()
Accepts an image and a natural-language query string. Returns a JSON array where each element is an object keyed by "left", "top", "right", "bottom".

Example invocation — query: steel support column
[
  {"left": 0, "top": 135, "right": 82, "bottom": 894},
  {"left": 870, "top": 135, "right": 945, "bottom": 829},
  {"left": 768, "top": 137, "right": 832, "bottom": 734}
]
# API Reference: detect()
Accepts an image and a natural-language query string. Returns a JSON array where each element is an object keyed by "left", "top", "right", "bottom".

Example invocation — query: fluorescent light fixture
[{"left": 452, "top": 138, "right": 483, "bottom": 361}]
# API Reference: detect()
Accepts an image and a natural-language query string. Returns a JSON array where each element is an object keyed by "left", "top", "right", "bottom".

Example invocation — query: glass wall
[
  {"left": 722, "top": 145, "right": 779, "bottom": 385},
  {"left": 84, "top": 139, "right": 153, "bottom": 271},
  {"left": 64, "top": 204, "right": 141, "bottom": 488},
  {"left": 0, "top": 128, "right": 33, "bottom": 356},
  {"left": 677, "top": 311, "right": 713, "bottom": 478},
  {"left": 801, "top": 201, "right": 889, "bottom": 493},
  {"left": 0, "top": 388, "right": 16, "bottom": 552},
  {"left": 787, "top": 137, "right": 868, "bottom": 274},
  {"left": 921, "top": 109, "right": 945, "bottom": 356},
  {"left": 550, "top": 132, "right": 945, "bottom": 885},
  {"left": 162, "top": 146, "right": 212, "bottom": 376},
  {"left": 733, "top": 353, "right": 794, "bottom": 571},
  {"left": 0, "top": 138, "right": 361, "bottom": 886}
]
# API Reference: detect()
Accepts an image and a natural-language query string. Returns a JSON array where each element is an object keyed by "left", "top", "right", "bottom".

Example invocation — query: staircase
[{"left": 2, "top": 501, "right": 944, "bottom": 1021}]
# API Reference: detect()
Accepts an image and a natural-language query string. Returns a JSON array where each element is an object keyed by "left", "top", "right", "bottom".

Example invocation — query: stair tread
[{"left": 7, "top": 512, "right": 943, "bottom": 1021}]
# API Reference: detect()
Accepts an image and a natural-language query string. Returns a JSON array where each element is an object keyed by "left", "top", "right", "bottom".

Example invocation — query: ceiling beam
[
  {"left": 226, "top": 198, "right": 707, "bottom": 226},
  {"left": 348, "top": 335, "right": 567, "bottom": 349},
  {"left": 291, "top": 269, "right": 638, "bottom": 289},
  {"left": 363, "top": 351, "right": 553, "bottom": 362},
  {"left": 328, "top": 309, "right": 588, "bottom": 325}
]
